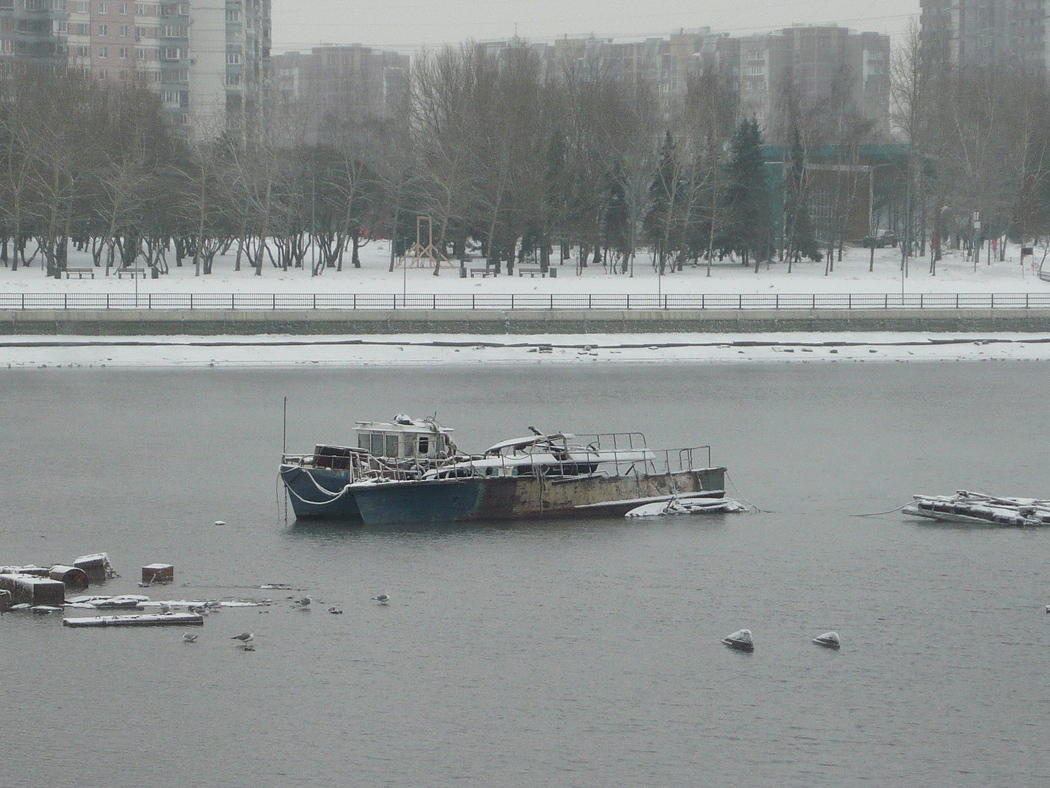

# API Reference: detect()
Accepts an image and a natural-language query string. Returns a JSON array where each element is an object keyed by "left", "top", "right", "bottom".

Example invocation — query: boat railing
[
  {"left": 288, "top": 432, "right": 715, "bottom": 483},
  {"left": 670, "top": 446, "right": 713, "bottom": 474}
]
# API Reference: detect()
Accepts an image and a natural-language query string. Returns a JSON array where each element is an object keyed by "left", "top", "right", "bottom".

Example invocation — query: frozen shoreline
[{"left": 3, "top": 331, "right": 1049, "bottom": 369}]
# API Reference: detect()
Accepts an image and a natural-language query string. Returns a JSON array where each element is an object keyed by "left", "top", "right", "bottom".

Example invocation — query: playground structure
[{"left": 401, "top": 216, "right": 447, "bottom": 269}]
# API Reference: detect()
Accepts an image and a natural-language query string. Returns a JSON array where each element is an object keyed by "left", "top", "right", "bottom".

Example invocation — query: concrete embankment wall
[{"left": 3, "top": 308, "right": 1050, "bottom": 335}]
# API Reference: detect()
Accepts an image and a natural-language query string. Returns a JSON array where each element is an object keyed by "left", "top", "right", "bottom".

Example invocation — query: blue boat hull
[{"left": 279, "top": 465, "right": 363, "bottom": 521}]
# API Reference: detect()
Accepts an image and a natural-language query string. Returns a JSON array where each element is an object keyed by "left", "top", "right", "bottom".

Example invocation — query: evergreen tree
[{"left": 726, "top": 119, "right": 772, "bottom": 272}]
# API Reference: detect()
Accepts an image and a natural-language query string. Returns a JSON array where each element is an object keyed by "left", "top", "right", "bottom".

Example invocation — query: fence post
[
  {"left": 550, "top": 294, "right": 554, "bottom": 310},
  {"left": 64, "top": 293, "right": 67, "bottom": 310},
  {"left": 1026, "top": 293, "right": 1029, "bottom": 309},
  {"left": 148, "top": 293, "right": 152, "bottom": 310},
  {"left": 956, "top": 294, "right": 959, "bottom": 309},
  {"left": 991, "top": 293, "right": 995, "bottom": 309},
  {"left": 472, "top": 293, "right": 475, "bottom": 310},
  {"left": 776, "top": 294, "right": 779, "bottom": 310},
  {"left": 190, "top": 293, "right": 194, "bottom": 310},
  {"left": 313, "top": 294, "right": 317, "bottom": 310},
  {"left": 920, "top": 293, "right": 924, "bottom": 309},
  {"left": 884, "top": 294, "right": 888, "bottom": 309},
  {"left": 588, "top": 294, "right": 592, "bottom": 310},
  {"left": 511, "top": 294, "right": 515, "bottom": 310},
  {"left": 738, "top": 294, "right": 742, "bottom": 310}
]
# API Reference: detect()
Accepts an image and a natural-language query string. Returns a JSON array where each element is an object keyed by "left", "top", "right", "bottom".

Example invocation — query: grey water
[{"left": 1, "top": 362, "right": 1048, "bottom": 788}]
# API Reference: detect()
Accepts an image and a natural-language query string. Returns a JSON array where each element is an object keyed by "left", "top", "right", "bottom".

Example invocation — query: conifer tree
[{"left": 726, "top": 119, "right": 772, "bottom": 272}]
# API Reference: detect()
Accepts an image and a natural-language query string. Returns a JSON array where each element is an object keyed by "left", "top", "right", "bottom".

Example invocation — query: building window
[
  {"left": 98, "top": 24, "right": 107, "bottom": 36},
  {"left": 119, "top": 46, "right": 128, "bottom": 58},
  {"left": 98, "top": 45, "right": 108, "bottom": 57},
  {"left": 98, "top": 1, "right": 107, "bottom": 12},
  {"left": 226, "top": 51, "right": 240, "bottom": 65},
  {"left": 226, "top": 8, "right": 239, "bottom": 22},
  {"left": 119, "top": 2, "right": 127, "bottom": 12}
]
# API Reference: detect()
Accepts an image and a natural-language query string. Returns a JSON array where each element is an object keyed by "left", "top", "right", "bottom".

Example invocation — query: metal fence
[{"left": 2, "top": 292, "right": 1050, "bottom": 311}]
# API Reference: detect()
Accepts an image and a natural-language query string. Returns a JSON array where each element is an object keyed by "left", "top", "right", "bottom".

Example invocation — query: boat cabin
[{"left": 353, "top": 416, "right": 455, "bottom": 461}]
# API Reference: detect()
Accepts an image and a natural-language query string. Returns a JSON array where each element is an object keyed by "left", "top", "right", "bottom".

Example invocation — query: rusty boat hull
[{"left": 349, "top": 467, "right": 727, "bottom": 526}]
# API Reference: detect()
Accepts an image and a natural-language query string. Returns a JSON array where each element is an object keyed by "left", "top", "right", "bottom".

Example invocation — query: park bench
[
  {"left": 63, "top": 267, "right": 95, "bottom": 279},
  {"left": 116, "top": 267, "right": 147, "bottom": 279},
  {"left": 518, "top": 266, "right": 544, "bottom": 277},
  {"left": 469, "top": 265, "right": 498, "bottom": 278}
]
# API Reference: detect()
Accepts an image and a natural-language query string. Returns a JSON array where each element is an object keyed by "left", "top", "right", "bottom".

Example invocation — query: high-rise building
[
  {"left": 920, "top": 0, "right": 1048, "bottom": 70},
  {"left": 482, "top": 26, "right": 890, "bottom": 136},
  {"left": 271, "top": 44, "right": 409, "bottom": 136},
  {"left": 0, "top": 0, "right": 270, "bottom": 137},
  {"left": 733, "top": 26, "right": 890, "bottom": 135}
]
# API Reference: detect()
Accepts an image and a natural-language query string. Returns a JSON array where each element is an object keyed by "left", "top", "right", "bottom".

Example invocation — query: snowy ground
[
  {"left": 3, "top": 242, "right": 1050, "bottom": 368},
  {"left": 0, "top": 240, "right": 1048, "bottom": 296},
  {"left": 3, "top": 332, "right": 1050, "bottom": 369}
]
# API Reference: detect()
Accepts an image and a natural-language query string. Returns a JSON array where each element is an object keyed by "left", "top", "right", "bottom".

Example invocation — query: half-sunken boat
[
  {"left": 281, "top": 418, "right": 728, "bottom": 526},
  {"left": 903, "top": 490, "right": 1050, "bottom": 528},
  {"left": 279, "top": 415, "right": 462, "bottom": 520}
]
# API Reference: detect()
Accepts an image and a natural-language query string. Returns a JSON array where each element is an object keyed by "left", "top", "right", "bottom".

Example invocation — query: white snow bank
[{"left": 2, "top": 332, "right": 1049, "bottom": 368}]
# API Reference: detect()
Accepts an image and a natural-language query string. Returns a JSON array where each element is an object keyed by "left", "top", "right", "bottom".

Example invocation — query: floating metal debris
[
  {"left": 64, "top": 612, "right": 204, "bottom": 628},
  {"left": 141, "top": 563, "right": 174, "bottom": 586},
  {"left": 904, "top": 491, "right": 1050, "bottom": 528},
  {"left": 812, "top": 631, "right": 841, "bottom": 649},
  {"left": 722, "top": 629, "right": 754, "bottom": 652}
]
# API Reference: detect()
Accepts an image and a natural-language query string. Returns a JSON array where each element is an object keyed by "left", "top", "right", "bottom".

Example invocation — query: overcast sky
[{"left": 271, "top": 0, "right": 920, "bottom": 53}]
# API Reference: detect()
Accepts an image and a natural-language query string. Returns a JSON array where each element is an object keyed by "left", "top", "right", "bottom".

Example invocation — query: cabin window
[
  {"left": 386, "top": 435, "right": 398, "bottom": 457},
  {"left": 418, "top": 436, "right": 429, "bottom": 455},
  {"left": 370, "top": 434, "right": 385, "bottom": 456},
  {"left": 358, "top": 434, "right": 370, "bottom": 451}
]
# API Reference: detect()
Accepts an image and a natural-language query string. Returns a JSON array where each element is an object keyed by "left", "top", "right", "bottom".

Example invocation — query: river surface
[{"left": 1, "top": 362, "right": 1048, "bottom": 787}]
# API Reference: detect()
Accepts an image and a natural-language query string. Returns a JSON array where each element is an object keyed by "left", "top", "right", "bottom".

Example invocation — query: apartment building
[
  {"left": 734, "top": 26, "right": 890, "bottom": 135},
  {"left": 921, "top": 0, "right": 1048, "bottom": 70},
  {"left": 272, "top": 43, "right": 409, "bottom": 133},
  {"left": 0, "top": 0, "right": 270, "bottom": 136},
  {"left": 484, "top": 26, "right": 889, "bottom": 135}
]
